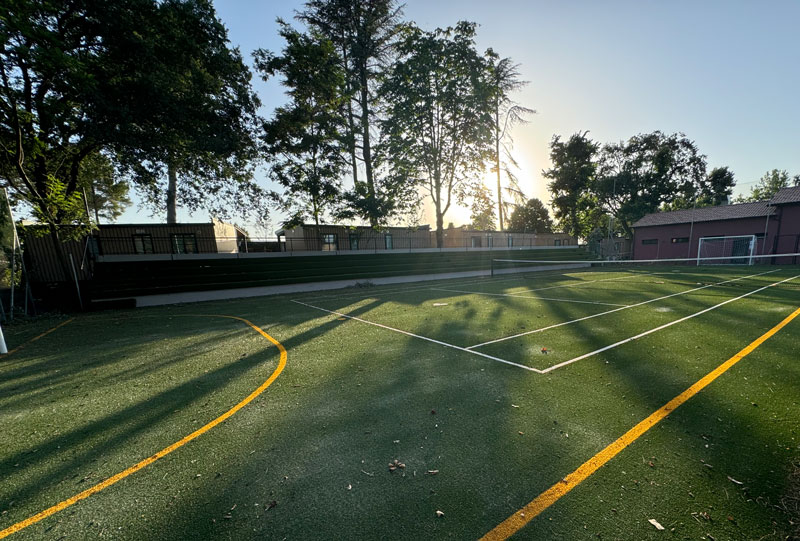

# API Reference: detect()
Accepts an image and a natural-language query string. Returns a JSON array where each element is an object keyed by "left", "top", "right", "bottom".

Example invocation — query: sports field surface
[{"left": 1, "top": 264, "right": 799, "bottom": 539}]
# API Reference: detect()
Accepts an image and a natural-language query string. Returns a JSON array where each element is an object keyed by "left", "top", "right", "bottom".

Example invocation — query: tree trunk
[
  {"left": 358, "top": 68, "right": 377, "bottom": 227},
  {"left": 495, "top": 104, "right": 503, "bottom": 231},
  {"left": 90, "top": 182, "right": 100, "bottom": 224},
  {"left": 166, "top": 161, "right": 178, "bottom": 224},
  {"left": 341, "top": 46, "right": 360, "bottom": 190},
  {"left": 435, "top": 200, "right": 444, "bottom": 249}
]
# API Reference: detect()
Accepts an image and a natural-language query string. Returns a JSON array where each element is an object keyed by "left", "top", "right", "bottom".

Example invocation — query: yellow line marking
[
  {"left": 5, "top": 318, "right": 75, "bottom": 356},
  {"left": 0, "top": 315, "right": 287, "bottom": 539},
  {"left": 481, "top": 305, "right": 800, "bottom": 541}
]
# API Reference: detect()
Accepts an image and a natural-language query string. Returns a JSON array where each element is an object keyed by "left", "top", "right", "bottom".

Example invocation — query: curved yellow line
[
  {"left": 5, "top": 318, "right": 74, "bottom": 357},
  {"left": 481, "top": 306, "right": 800, "bottom": 540},
  {"left": 0, "top": 315, "right": 287, "bottom": 539}
]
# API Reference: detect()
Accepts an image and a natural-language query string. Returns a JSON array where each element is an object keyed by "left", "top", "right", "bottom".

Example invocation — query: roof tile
[
  {"left": 769, "top": 186, "right": 800, "bottom": 205},
  {"left": 632, "top": 201, "right": 774, "bottom": 228}
]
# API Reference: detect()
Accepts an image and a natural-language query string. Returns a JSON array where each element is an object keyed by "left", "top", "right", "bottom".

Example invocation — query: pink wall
[
  {"left": 633, "top": 203, "right": 800, "bottom": 261},
  {"left": 633, "top": 216, "right": 778, "bottom": 260}
]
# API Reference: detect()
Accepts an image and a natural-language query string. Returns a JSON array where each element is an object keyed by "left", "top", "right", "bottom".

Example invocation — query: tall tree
[
  {"left": 507, "top": 198, "right": 553, "bottom": 233},
  {"left": 78, "top": 151, "right": 131, "bottom": 223},
  {"left": 594, "top": 131, "right": 706, "bottom": 237},
  {"left": 112, "top": 0, "right": 262, "bottom": 224},
  {"left": 469, "top": 184, "right": 496, "bottom": 231},
  {"left": 0, "top": 0, "right": 150, "bottom": 282},
  {"left": 543, "top": 132, "right": 599, "bottom": 239},
  {"left": 1, "top": 0, "right": 262, "bottom": 294},
  {"left": 256, "top": 22, "right": 346, "bottom": 228},
  {"left": 663, "top": 166, "right": 736, "bottom": 211},
  {"left": 484, "top": 50, "right": 535, "bottom": 230},
  {"left": 734, "top": 169, "right": 799, "bottom": 203},
  {"left": 382, "top": 22, "right": 493, "bottom": 247},
  {"left": 299, "top": 0, "right": 409, "bottom": 226}
]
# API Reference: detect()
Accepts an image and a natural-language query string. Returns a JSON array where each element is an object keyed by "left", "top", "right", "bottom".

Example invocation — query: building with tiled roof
[{"left": 632, "top": 187, "right": 800, "bottom": 262}]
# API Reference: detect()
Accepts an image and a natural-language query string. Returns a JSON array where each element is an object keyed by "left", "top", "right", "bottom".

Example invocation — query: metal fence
[{"left": 88, "top": 233, "right": 576, "bottom": 256}]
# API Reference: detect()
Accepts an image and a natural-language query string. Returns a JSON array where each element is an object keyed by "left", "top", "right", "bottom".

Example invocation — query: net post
[{"left": 490, "top": 257, "right": 494, "bottom": 278}]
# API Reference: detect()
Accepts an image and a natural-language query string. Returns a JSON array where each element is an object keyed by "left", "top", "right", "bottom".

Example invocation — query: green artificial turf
[{"left": 1, "top": 264, "right": 798, "bottom": 539}]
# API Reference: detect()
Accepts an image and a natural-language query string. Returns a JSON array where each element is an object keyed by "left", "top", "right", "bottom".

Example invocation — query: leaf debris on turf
[
  {"left": 426, "top": 470, "right": 439, "bottom": 475},
  {"left": 727, "top": 475, "right": 744, "bottom": 485},
  {"left": 388, "top": 459, "right": 405, "bottom": 472},
  {"left": 648, "top": 519, "right": 664, "bottom": 530},
  {"left": 435, "top": 510, "right": 444, "bottom": 517}
]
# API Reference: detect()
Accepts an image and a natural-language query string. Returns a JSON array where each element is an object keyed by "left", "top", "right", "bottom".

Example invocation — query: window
[
  {"left": 554, "top": 239, "right": 562, "bottom": 246},
  {"left": 349, "top": 234, "right": 359, "bottom": 250},
  {"left": 642, "top": 238, "right": 658, "bottom": 245},
  {"left": 507, "top": 237, "right": 513, "bottom": 247},
  {"left": 671, "top": 237, "right": 689, "bottom": 244},
  {"left": 171, "top": 233, "right": 196, "bottom": 254},
  {"left": 321, "top": 234, "right": 338, "bottom": 251},
  {"left": 133, "top": 234, "right": 154, "bottom": 254},
  {"left": 384, "top": 234, "right": 393, "bottom": 250},
  {"left": 471, "top": 236, "right": 481, "bottom": 248}
]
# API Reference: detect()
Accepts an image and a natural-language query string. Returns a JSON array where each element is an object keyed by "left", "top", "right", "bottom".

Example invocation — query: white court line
[
  {"left": 433, "top": 288, "right": 630, "bottom": 307},
  {"left": 540, "top": 273, "right": 800, "bottom": 374},
  {"left": 290, "top": 299, "right": 542, "bottom": 373},
  {"left": 467, "top": 270, "right": 778, "bottom": 350}
]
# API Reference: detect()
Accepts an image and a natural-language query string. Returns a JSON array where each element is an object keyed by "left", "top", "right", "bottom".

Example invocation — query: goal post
[{"left": 696, "top": 235, "right": 757, "bottom": 265}]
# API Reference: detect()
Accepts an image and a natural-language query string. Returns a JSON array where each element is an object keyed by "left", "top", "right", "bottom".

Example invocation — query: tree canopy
[
  {"left": 469, "top": 184, "right": 496, "bottom": 231},
  {"left": 734, "top": 169, "right": 799, "bottom": 203},
  {"left": 110, "top": 0, "right": 262, "bottom": 224},
  {"left": 78, "top": 152, "right": 132, "bottom": 223},
  {"left": 256, "top": 21, "right": 346, "bottom": 228},
  {"left": 507, "top": 198, "right": 553, "bottom": 233},
  {"left": 543, "top": 132, "right": 598, "bottom": 239},
  {"left": 382, "top": 21, "right": 493, "bottom": 247},
  {"left": 484, "top": 50, "right": 535, "bottom": 230},
  {"left": 299, "top": 0, "right": 411, "bottom": 227},
  {"left": 546, "top": 131, "right": 735, "bottom": 239}
]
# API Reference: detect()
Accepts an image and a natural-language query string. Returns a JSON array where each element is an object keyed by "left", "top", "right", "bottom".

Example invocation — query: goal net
[{"left": 697, "top": 235, "right": 756, "bottom": 265}]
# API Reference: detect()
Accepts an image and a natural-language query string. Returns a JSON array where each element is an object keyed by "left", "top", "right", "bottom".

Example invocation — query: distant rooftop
[
  {"left": 633, "top": 185, "right": 800, "bottom": 229},
  {"left": 769, "top": 185, "right": 800, "bottom": 205},
  {"left": 632, "top": 201, "right": 774, "bottom": 228}
]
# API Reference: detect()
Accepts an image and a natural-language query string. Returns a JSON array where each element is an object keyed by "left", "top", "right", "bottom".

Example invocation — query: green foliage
[
  {"left": 256, "top": 21, "right": 346, "bottom": 227},
  {"left": 382, "top": 21, "right": 493, "bottom": 246},
  {"left": 0, "top": 0, "right": 262, "bottom": 285},
  {"left": 507, "top": 198, "right": 553, "bottom": 233},
  {"left": 546, "top": 131, "right": 730, "bottom": 239},
  {"left": 663, "top": 166, "right": 736, "bottom": 211},
  {"left": 484, "top": 49, "right": 535, "bottom": 229},
  {"left": 543, "top": 132, "right": 599, "bottom": 239},
  {"left": 299, "top": 0, "right": 410, "bottom": 227},
  {"left": 78, "top": 152, "right": 132, "bottom": 223},
  {"left": 734, "top": 169, "right": 800, "bottom": 203},
  {"left": 594, "top": 131, "right": 707, "bottom": 238},
  {"left": 109, "top": 0, "right": 263, "bottom": 223},
  {"left": 469, "top": 184, "right": 496, "bottom": 231}
]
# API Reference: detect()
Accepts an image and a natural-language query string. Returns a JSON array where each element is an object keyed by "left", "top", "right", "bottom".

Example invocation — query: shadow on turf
[{"left": 2, "top": 268, "right": 797, "bottom": 538}]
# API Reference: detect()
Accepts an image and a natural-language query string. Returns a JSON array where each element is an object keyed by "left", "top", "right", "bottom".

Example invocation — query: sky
[{"left": 117, "top": 0, "right": 800, "bottom": 235}]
